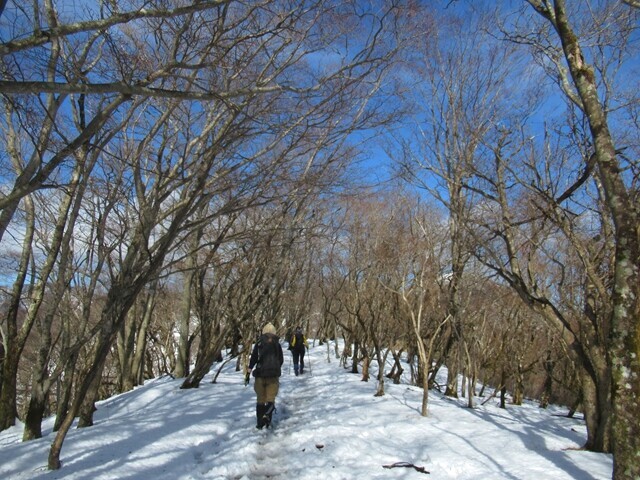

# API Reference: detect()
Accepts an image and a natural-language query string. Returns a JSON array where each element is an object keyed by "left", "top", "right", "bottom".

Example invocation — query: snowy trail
[
  {"left": 0, "top": 341, "right": 612, "bottom": 480},
  {"left": 196, "top": 343, "right": 611, "bottom": 480},
  {"left": 214, "top": 350, "right": 347, "bottom": 479},
  {"left": 194, "top": 348, "right": 341, "bottom": 480}
]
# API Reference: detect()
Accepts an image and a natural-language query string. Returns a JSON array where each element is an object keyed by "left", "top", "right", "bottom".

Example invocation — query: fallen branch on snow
[{"left": 382, "top": 462, "right": 430, "bottom": 474}]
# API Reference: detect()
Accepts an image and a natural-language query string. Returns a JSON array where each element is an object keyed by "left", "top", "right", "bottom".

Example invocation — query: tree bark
[
  {"left": 48, "top": 278, "right": 141, "bottom": 469},
  {"left": 181, "top": 327, "right": 229, "bottom": 389},
  {"left": 0, "top": 195, "right": 35, "bottom": 431},
  {"left": 174, "top": 267, "right": 195, "bottom": 378},
  {"left": 23, "top": 382, "right": 47, "bottom": 441},
  {"left": 53, "top": 359, "right": 76, "bottom": 432},
  {"left": 532, "top": 2, "right": 640, "bottom": 474}
]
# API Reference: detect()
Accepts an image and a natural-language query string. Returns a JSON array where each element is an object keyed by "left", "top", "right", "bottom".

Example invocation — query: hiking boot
[
  {"left": 256, "top": 403, "right": 267, "bottom": 429},
  {"left": 263, "top": 402, "right": 275, "bottom": 428}
]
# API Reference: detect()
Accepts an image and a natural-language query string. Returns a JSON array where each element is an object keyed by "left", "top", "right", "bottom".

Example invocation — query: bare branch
[
  {"left": 0, "top": 1, "right": 233, "bottom": 56},
  {"left": 0, "top": 80, "right": 231, "bottom": 102}
]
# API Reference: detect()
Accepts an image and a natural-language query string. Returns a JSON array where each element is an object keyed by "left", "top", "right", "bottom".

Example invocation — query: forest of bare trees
[{"left": 0, "top": 1, "right": 638, "bottom": 478}]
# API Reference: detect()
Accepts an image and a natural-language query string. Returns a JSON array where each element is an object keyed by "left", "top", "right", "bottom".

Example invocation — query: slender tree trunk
[
  {"left": 49, "top": 325, "right": 112, "bottom": 469},
  {"left": 131, "top": 285, "right": 156, "bottom": 386},
  {"left": 540, "top": 351, "right": 554, "bottom": 409},
  {"left": 117, "top": 312, "right": 137, "bottom": 393},
  {"left": 174, "top": 266, "right": 195, "bottom": 378},
  {"left": 0, "top": 353, "right": 19, "bottom": 431},
  {"left": 0, "top": 343, "right": 4, "bottom": 407},
  {"left": 361, "top": 350, "right": 370, "bottom": 382},
  {"left": 181, "top": 327, "right": 228, "bottom": 389},
  {"left": 53, "top": 359, "right": 76, "bottom": 432},
  {"left": 464, "top": 342, "right": 475, "bottom": 408},
  {"left": 387, "top": 349, "right": 404, "bottom": 384},
  {"left": 181, "top": 318, "right": 228, "bottom": 389},
  {"left": 513, "top": 360, "right": 524, "bottom": 406},
  {"left": 445, "top": 357, "right": 459, "bottom": 398},
  {"left": 49, "top": 262, "right": 148, "bottom": 469},
  {"left": 350, "top": 341, "right": 359, "bottom": 374},
  {"left": 499, "top": 370, "right": 508, "bottom": 409},
  {"left": 116, "top": 291, "right": 153, "bottom": 393},
  {"left": 77, "top": 358, "right": 107, "bottom": 428},
  {"left": 416, "top": 340, "right": 430, "bottom": 416},
  {"left": 23, "top": 314, "right": 54, "bottom": 440},
  {"left": 0, "top": 196, "right": 35, "bottom": 432},
  {"left": 374, "top": 349, "right": 387, "bottom": 396}
]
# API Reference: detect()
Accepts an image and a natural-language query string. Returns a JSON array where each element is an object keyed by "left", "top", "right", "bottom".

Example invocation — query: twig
[{"left": 382, "top": 462, "right": 430, "bottom": 474}]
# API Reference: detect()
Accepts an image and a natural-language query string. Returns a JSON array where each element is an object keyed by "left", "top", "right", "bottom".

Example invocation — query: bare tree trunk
[
  {"left": 117, "top": 312, "right": 137, "bottom": 393},
  {"left": 0, "top": 344, "right": 20, "bottom": 431},
  {"left": 419, "top": 347, "right": 430, "bottom": 416},
  {"left": 77, "top": 358, "right": 106, "bottom": 428},
  {"left": 374, "top": 348, "right": 388, "bottom": 396},
  {"left": 23, "top": 312, "right": 53, "bottom": 440},
  {"left": 361, "top": 349, "right": 370, "bottom": 382},
  {"left": 132, "top": 286, "right": 156, "bottom": 386},
  {"left": 350, "top": 341, "right": 359, "bottom": 374},
  {"left": 463, "top": 341, "right": 475, "bottom": 408},
  {"left": 513, "top": 360, "right": 524, "bottom": 406},
  {"left": 0, "top": 196, "right": 35, "bottom": 431},
  {"left": 181, "top": 327, "right": 229, "bottom": 389},
  {"left": 174, "top": 267, "right": 194, "bottom": 378},
  {"left": 445, "top": 357, "right": 459, "bottom": 398},
  {"left": 49, "top": 262, "right": 151, "bottom": 469},
  {"left": 22, "top": 381, "right": 47, "bottom": 441},
  {"left": 526, "top": 2, "right": 640, "bottom": 475},
  {"left": 53, "top": 358, "right": 76, "bottom": 432},
  {"left": 49, "top": 321, "right": 114, "bottom": 469},
  {"left": 539, "top": 350, "right": 554, "bottom": 409},
  {"left": 386, "top": 349, "right": 404, "bottom": 384},
  {"left": 117, "top": 284, "right": 155, "bottom": 392},
  {"left": 500, "top": 370, "right": 508, "bottom": 409}
]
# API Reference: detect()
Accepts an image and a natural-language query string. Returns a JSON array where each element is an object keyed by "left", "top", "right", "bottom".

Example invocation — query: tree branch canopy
[
  {"left": 0, "top": 80, "right": 230, "bottom": 102},
  {"left": 0, "top": 0, "right": 232, "bottom": 56}
]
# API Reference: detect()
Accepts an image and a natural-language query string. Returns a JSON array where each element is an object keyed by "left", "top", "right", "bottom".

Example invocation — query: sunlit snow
[{"left": 0, "top": 341, "right": 612, "bottom": 479}]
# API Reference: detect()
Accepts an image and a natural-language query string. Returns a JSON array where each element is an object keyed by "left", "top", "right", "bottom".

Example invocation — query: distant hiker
[
  {"left": 246, "top": 323, "right": 284, "bottom": 429},
  {"left": 288, "top": 326, "right": 308, "bottom": 376}
]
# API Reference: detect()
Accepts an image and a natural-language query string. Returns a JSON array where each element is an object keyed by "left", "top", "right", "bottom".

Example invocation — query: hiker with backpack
[
  {"left": 245, "top": 323, "right": 284, "bottom": 429},
  {"left": 288, "top": 326, "right": 308, "bottom": 376}
]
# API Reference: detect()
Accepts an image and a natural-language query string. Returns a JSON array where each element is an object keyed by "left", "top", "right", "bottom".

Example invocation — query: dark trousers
[{"left": 292, "top": 350, "right": 305, "bottom": 374}]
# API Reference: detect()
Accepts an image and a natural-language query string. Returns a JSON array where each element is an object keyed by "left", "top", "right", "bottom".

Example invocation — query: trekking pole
[
  {"left": 307, "top": 349, "right": 312, "bottom": 376},
  {"left": 288, "top": 355, "right": 291, "bottom": 375}
]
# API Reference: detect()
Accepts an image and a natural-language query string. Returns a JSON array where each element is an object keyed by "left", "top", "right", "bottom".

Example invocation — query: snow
[{"left": 0, "top": 341, "right": 613, "bottom": 479}]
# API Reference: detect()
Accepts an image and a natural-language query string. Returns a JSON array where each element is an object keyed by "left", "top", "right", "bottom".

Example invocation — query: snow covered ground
[{"left": 0, "top": 340, "right": 612, "bottom": 479}]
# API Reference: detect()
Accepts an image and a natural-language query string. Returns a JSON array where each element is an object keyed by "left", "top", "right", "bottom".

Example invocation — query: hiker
[
  {"left": 245, "top": 323, "right": 284, "bottom": 429},
  {"left": 288, "top": 326, "right": 308, "bottom": 376}
]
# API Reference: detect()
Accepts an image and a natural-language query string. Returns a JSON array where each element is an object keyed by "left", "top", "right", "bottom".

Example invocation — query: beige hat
[{"left": 262, "top": 323, "right": 276, "bottom": 335}]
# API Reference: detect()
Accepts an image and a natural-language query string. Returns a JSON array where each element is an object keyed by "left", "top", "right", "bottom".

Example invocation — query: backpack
[
  {"left": 292, "top": 331, "right": 305, "bottom": 351},
  {"left": 254, "top": 334, "right": 281, "bottom": 378}
]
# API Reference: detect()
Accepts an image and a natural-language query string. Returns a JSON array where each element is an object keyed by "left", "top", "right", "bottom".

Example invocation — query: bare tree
[
  {"left": 392, "top": 8, "right": 527, "bottom": 400},
  {"left": 498, "top": 1, "right": 639, "bottom": 475},
  {"left": 465, "top": 122, "right": 616, "bottom": 449},
  {"left": 12, "top": 1, "right": 402, "bottom": 470},
  {"left": 0, "top": 0, "right": 226, "bottom": 430},
  {"left": 115, "top": 280, "right": 159, "bottom": 392}
]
